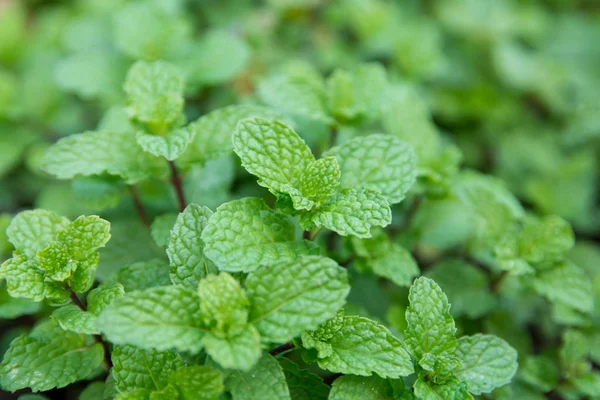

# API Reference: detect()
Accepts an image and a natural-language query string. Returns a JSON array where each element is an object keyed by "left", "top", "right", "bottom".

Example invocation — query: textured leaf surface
[
  {"left": 405, "top": 277, "right": 456, "bottom": 360},
  {"left": 0, "top": 255, "right": 68, "bottom": 302},
  {"left": 329, "top": 375, "right": 394, "bottom": 400},
  {"left": 246, "top": 256, "right": 349, "bottom": 343},
  {"left": 40, "top": 130, "right": 165, "bottom": 184},
  {"left": 308, "top": 189, "right": 391, "bottom": 238},
  {"left": 124, "top": 61, "right": 184, "bottom": 133},
  {"left": 167, "top": 204, "right": 216, "bottom": 288},
  {"left": 51, "top": 305, "right": 97, "bottom": 334},
  {"left": 114, "top": 260, "right": 171, "bottom": 292},
  {"left": 202, "top": 326, "right": 262, "bottom": 371},
  {"left": 325, "top": 135, "right": 417, "bottom": 204},
  {"left": 226, "top": 353, "right": 291, "bottom": 400},
  {"left": 233, "top": 118, "right": 313, "bottom": 193},
  {"left": 180, "top": 105, "right": 287, "bottom": 163},
  {"left": 303, "top": 316, "right": 414, "bottom": 378},
  {"left": 112, "top": 345, "right": 184, "bottom": 393},
  {"left": 57, "top": 215, "right": 111, "bottom": 260},
  {"left": 369, "top": 243, "right": 419, "bottom": 287},
  {"left": 97, "top": 286, "right": 206, "bottom": 353},
  {"left": 87, "top": 283, "right": 125, "bottom": 316},
  {"left": 6, "top": 210, "right": 69, "bottom": 259},
  {"left": 0, "top": 327, "right": 104, "bottom": 392},
  {"left": 136, "top": 126, "right": 195, "bottom": 161},
  {"left": 533, "top": 262, "right": 593, "bottom": 313},
  {"left": 279, "top": 359, "right": 329, "bottom": 400},
  {"left": 197, "top": 273, "right": 249, "bottom": 335},
  {"left": 290, "top": 157, "right": 340, "bottom": 211},
  {"left": 168, "top": 365, "right": 224, "bottom": 400},
  {"left": 455, "top": 334, "right": 518, "bottom": 395},
  {"left": 413, "top": 376, "right": 473, "bottom": 400},
  {"left": 202, "top": 198, "right": 316, "bottom": 272}
]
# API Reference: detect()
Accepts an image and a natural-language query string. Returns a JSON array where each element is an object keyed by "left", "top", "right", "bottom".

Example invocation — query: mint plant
[{"left": 1, "top": 1, "right": 600, "bottom": 399}]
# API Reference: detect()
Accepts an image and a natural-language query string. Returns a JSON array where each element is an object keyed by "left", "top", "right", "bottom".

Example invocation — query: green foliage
[{"left": 1, "top": 0, "right": 599, "bottom": 398}]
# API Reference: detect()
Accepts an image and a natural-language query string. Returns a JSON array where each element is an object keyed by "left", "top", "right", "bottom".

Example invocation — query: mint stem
[
  {"left": 169, "top": 161, "right": 187, "bottom": 212},
  {"left": 128, "top": 185, "right": 149, "bottom": 227},
  {"left": 269, "top": 342, "right": 295, "bottom": 357}
]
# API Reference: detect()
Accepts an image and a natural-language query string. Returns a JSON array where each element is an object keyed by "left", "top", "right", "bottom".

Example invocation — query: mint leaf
[
  {"left": 6, "top": 210, "right": 69, "bottom": 259},
  {"left": 167, "top": 204, "right": 216, "bottom": 288},
  {"left": 87, "top": 283, "right": 125, "bottom": 316},
  {"left": 368, "top": 243, "right": 419, "bottom": 287},
  {"left": 97, "top": 286, "right": 206, "bottom": 353},
  {"left": 302, "top": 316, "right": 414, "bottom": 378},
  {"left": 40, "top": 130, "right": 166, "bottom": 184},
  {"left": 533, "top": 261, "right": 593, "bottom": 313},
  {"left": 114, "top": 260, "right": 171, "bottom": 292},
  {"left": 405, "top": 277, "right": 456, "bottom": 360},
  {"left": 36, "top": 241, "right": 74, "bottom": 281},
  {"left": 80, "top": 381, "right": 105, "bottom": 400},
  {"left": 202, "top": 198, "right": 316, "bottom": 272},
  {"left": 58, "top": 215, "right": 110, "bottom": 260},
  {"left": 279, "top": 358, "right": 330, "bottom": 400},
  {"left": 112, "top": 345, "right": 184, "bottom": 393},
  {"left": 150, "top": 214, "right": 178, "bottom": 249},
  {"left": 233, "top": 118, "right": 314, "bottom": 194},
  {"left": 455, "top": 334, "right": 518, "bottom": 394},
  {"left": 124, "top": 61, "right": 185, "bottom": 134},
  {"left": 150, "top": 384, "right": 179, "bottom": 400},
  {"left": 329, "top": 375, "right": 394, "bottom": 400},
  {"left": 306, "top": 189, "right": 391, "bottom": 238},
  {"left": 519, "top": 215, "right": 574, "bottom": 266},
  {"left": 325, "top": 135, "right": 417, "bottom": 204},
  {"left": 51, "top": 305, "right": 97, "bottom": 334},
  {"left": 136, "top": 125, "right": 195, "bottom": 161},
  {"left": 168, "top": 365, "right": 224, "bottom": 400},
  {"left": 180, "top": 105, "right": 287, "bottom": 164},
  {"left": 246, "top": 256, "right": 349, "bottom": 343},
  {"left": 202, "top": 326, "right": 262, "bottom": 371},
  {"left": 1, "top": 255, "right": 68, "bottom": 302},
  {"left": 289, "top": 157, "right": 340, "bottom": 211},
  {"left": 197, "top": 273, "right": 249, "bottom": 335},
  {"left": 413, "top": 376, "right": 473, "bottom": 400},
  {"left": 226, "top": 353, "right": 291, "bottom": 400},
  {"left": 0, "top": 325, "right": 104, "bottom": 392}
]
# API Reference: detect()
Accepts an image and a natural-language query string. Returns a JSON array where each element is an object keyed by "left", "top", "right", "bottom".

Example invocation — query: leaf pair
[
  {"left": 97, "top": 255, "right": 350, "bottom": 371},
  {"left": 233, "top": 118, "right": 417, "bottom": 238},
  {"left": 0, "top": 210, "right": 111, "bottom": 302}
]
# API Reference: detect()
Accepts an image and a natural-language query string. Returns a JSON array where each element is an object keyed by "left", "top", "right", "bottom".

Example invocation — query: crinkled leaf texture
[
  {"left": 325, "top": 134, "right": 418, "bottom": 204},
  {"left": 302, "top": 316, "right": 414, "bottom": 378},
  {"left": 329, "top": 375, "right": 395, "bottom": 400},
  {"left": 404, "top": 277, "right": 457, "bottom": 360},
  {"left": 168, "top": 365, "right": 224, "bottom": 400},
  {"left": 414, "top": 376, "right": 473, "bottom": 400},
  {"left": 246, "top": 255, "right": 350, "bottom": 343},
  {"left": 167, "top": 204, "right": 216, "bottom": 288},
  {"left": 0, "top": 325, "right": 104, "bottom": 392},
  {"left": 136, "top": 125, "right": 195, "bottom": 161},
  {"left": 97, "top": 285, "right": 206, "bottom": 353},
  {"left": 202, "top": 326, "right": 262, "bottom": 371},
  {"left": 455, "top": 334, "right": 518, "bottom": 395},
  {"left": 202, "top": 198, "right": 317, "bottom": 272},
  {"left": 6, "top": 210, "right": 69, "bottom": 259},
  {"left": 226, "top": 353, "right": 291, "bottom": 400}
]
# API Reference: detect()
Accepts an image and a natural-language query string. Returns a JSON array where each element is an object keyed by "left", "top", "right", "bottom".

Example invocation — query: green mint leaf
[
  {"left": 150, "top": 384, "right": 179, "bottom": 400},
  {"left": 324, "top": 135, "right": 417, "bottom": 204},
  {"left": 87, "top": 283, "right": 125, "bottom": 316},
  {"left": 40, "top": 130, "right": 166, "bottom": 184},
  {"left": 0, "top": 283, "right": 41, "bottom": 319},
  {"left": 426, "top": 259, "right": 496, "bottom": 319},
  {"left": 226, "top": 353, "right": 291, "bottom": 400},
  {"left": 519, "top": 355, "right": 559, "bottom": 392},
  {"left": 455, "top": 334, "right": 518, "bottom": 395},
  {"left": 136, "top": 125, "right": 195, "bottom": 161},
  {"left": 124, "top": 61, "right": 185, "bottom": 134},
  {"left": 533, "top": 261, "right": 593, "bottom": 313},
  {"left": 202, "top": 326, "right": 262, "bottom": 371},
  {"left": 419, "top": 353, "right": 463, "bottom": 385},
  {"left": 150, "top": 213, "right": 178, "bottom": 249},
  {"left": 202, "top": 198, "right": 317, "bottom": 272},
  {"left": 57, "top": 215, "right": 111, "bottom": 260},
  {"left": 197, "top": 273, "right": 249, "bottom": 335},
  {"left": 80, "top": 381, "right": 105, "bottom": 400},
  {"left": 168, "top": 365, "right": 224, "bottom": 400},
  {"left": 289, "top": 157, "right": 341, "bottom": 211},
  {"left": 367, "top": 243, "right": 420, "bottom": 288},
  {"left": 97, "top": 286, "right": 206, "bottom": 353},
  {"left": 279, "top": 358, "right": 330, "bottom": 400},
  {"left": 329, "top": 375, "right": 394, "bottom": 400},
  {"left": 413, "top": 376, "right": 473, "bottom": 400},
  {"left": 179, "top": 105, "right": 288, "bottom": 164},
  {"left": 246, "top": 255, "right": 349, "bottom": 343},
  {"left": 572, "top": 372, "right": 600, "bottom": 397},
  {"left": 113, "top": 260, "right": 171, "bottom": 292},
  {"left": 519, "top": 215, "right": 574, "bottom": 267},
  {"left": 1, "top": 255, "right": 69, "bottom": 302},
  {"left": 258, "top": 62, "right": 330, "bottom": 123},
  {"left": 112, "top": 345, "right": 184, "bottom": 393},
  {"left": 306, "top": 189, "right": 391, "bottom": 238},
  {"left": 405, "top": 277, "right": 456, "bottom": 360},
  {"left": 67, "top": 252, "right": 100, "bottom": 294},
  {"left": 36, "top": 241, "right": 74, "bottom": 281},
  {"left": 0, "top": 325, "right": 104, "bottom": 392},
  {"left": 233, "top": 118, "right": 314, "bottom": 194},
  {"left": 167, "top": 204, "right": 216, "bottom": 288},
  {"left": 6, "top": 210, "right": 69, "bottom": 259},
  {"left": 51, "top": 305, "right": 98, "bottom": 334},
  {"left": 115, "top": 389, "right": 151, "bottom": 400},
  {"left": 302, "top": 316, "right": 414, "bottom": 378},
  {"left": 71, "top": 176, "right": 125, "bottom": 211}
]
